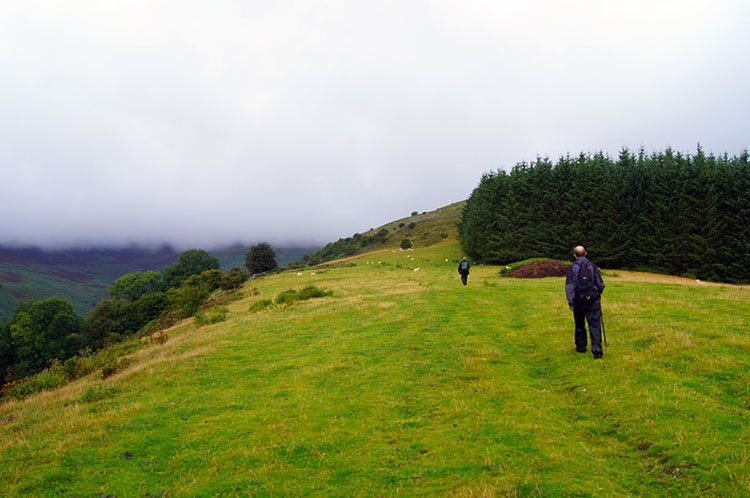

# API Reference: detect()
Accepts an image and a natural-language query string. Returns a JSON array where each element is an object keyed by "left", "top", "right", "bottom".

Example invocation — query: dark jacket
[
  {"left": 458, "top": 260, "right": 470, "bottom": 274},
  {"left": 565, "top": 256, "right": 605, "bottom": 308}
]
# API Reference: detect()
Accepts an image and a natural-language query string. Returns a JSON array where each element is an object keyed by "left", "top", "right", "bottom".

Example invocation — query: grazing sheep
[
  {"left": 414, "top": 268, "right": 420, "bottom": 272},
  {"left": 297, "top": 272, "right": 303, "bottom": 276}
]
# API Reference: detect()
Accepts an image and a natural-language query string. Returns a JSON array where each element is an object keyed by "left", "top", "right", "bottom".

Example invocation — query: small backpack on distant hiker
[
  {"left": 575, "top": 261, "right": 600, "bottom": 304},
  {"left": 460, "top": 260, "right": 469, "bottom": 272}
]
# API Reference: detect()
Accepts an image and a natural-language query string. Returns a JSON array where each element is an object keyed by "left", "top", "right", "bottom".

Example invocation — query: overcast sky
[{"left": 1, "top": 1, "right": 748, "bottom": 249}]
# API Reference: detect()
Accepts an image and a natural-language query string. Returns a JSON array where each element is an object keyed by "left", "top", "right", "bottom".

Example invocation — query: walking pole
[{"left": 600, "top": 305, "right": 608, "bottom": 347}]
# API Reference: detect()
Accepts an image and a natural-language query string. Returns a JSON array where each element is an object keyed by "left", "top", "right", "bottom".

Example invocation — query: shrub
[
  {"left": 167, "top": 284, "right": 210, "bottom": 318},
  {"left": 399, "top": 223, "right": 405, "bottom": 228},
  {"left": 60, "top": 349, "right": 98, "bottom": 380},
  {"left": 3, "top": 365, "right": 69, "bottom": 400},
  {"left": 199, "top": 269, "right": 225, "bottom": 291},
  {"left": 249, "top": 299, "right": 272, "bottom": 313},
  {"left": 408, "top": 222, "right": 417, "bottom": 229},
  {"left": 376, "top": 229, "right": 388, "bottom": 238},
  {"left": 275, "top": 289, "right": 299, "bottom": 305},
  {"left": 148, "top": 309, "right": 183, "bottom": 334},
  {"left": 275, "top": 286, "right": 332, "bottom": 305},
  {"left": 411, "top": 211, "right": 418, "bottom": 216},
  {"left": 101, "top": 356, "right": 131, "bottom": 379},
  {"left": 194, "top": 306, "right": 228, "bottom": 327},
  {"left": 80, "top": 384, "right": 119, "bottom": 403},
  {"left": 297, "top": 285, "right": 333, "bottom": 300},
  {"left": 220, "top": 268, "right": 248, "bottom": 290},
  {"left": 400, "top": 239, "right": 412, "bottom": 249}
]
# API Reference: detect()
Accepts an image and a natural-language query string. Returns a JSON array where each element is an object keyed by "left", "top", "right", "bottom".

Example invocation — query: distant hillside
[
  {"left": 0, "top": 245, "right": 319, "bottom": 320},
  {"left": 297, "top": 201, "right": 464, "bottom": 266}
]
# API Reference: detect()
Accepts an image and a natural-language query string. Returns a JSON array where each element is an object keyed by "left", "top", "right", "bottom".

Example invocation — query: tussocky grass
[{"left": 1, "top": 243, "right": 748, "bottom": 497}]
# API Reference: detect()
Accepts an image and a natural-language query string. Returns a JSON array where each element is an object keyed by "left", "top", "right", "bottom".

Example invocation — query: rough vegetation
[{"left": 501, "top": 260, "right": 570, "bottom": 278}]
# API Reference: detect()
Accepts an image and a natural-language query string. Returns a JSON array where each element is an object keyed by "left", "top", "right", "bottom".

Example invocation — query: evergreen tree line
[
  {"left": 0, "top": 249, "right": 249, "bottom": 385},
  {"left": 459, "top": 147, "right": 750, "bottom": 283}
]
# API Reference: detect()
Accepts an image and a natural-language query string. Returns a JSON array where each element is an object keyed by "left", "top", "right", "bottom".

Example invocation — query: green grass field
[{"left": 1, "top": 241, "right": 748, "bottom": 497}]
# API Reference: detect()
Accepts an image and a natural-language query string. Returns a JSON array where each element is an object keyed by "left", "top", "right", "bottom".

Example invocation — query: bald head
[{"left": 573, "top": 246, "right": 587, "bottom": 258}]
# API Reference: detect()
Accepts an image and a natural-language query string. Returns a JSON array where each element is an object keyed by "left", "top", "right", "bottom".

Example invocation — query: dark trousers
[
  {"left": 460, "top": 273, "right": 468, "bottom": 285},
  {"left": 573, "top": 302, "right": 603, "bottom": 353}
]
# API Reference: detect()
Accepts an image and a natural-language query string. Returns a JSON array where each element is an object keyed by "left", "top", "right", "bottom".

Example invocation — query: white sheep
[
  {"left": 414, "top": 268, "right": 420, "bottom": 272},
  {"left": 311, "top": 272, "right": 316, "bottom": 276},
  {"left": 297, "top": 272, "right": 303, "bottom": 276}
]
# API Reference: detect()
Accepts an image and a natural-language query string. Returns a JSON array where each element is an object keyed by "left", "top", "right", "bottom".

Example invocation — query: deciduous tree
[{"left": 245, "top": 242, "right": 278, "bottom": 275}]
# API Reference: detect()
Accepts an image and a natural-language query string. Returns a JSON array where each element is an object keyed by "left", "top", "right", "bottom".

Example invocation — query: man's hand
[{"left": 569, "top": 305, "right": 575, "bottom": 311}]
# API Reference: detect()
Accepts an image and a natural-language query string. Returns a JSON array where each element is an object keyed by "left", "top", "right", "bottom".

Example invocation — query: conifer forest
[{"left": 459, "top": 147, "right": 750, "bottom": 283}]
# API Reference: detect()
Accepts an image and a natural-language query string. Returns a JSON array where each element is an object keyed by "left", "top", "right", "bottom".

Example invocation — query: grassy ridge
[{"left": 1, "top": 243, "right": 748, "bottom": 496}]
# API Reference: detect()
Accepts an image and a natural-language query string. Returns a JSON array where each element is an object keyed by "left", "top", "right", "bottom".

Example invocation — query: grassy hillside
[
  {"left": 295, "top": 202, "right": 464, "bottom": 266},
  {"left": 1, "top": 232, "right": 748, "bottom": 495}
]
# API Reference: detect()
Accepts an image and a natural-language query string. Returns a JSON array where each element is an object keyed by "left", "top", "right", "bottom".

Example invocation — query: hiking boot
[
  {"left": 593, "top": 350, "right": 603, "bottom": 359},
  {"left": 576, "top": 348, "right": 587, "bottom": 353}
]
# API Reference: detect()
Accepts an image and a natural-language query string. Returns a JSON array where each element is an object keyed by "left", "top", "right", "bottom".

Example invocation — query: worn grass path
[{"left": 1, "top": 243, "right": 748, "bottom": 497}]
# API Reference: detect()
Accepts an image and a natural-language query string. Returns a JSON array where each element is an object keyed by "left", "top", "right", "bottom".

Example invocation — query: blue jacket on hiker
[
  {"left": 458, "top": 260, "right": 470, "bottom": 275},
  {"left": 565, "top": 256, "right": 605, "bottom": 309}
]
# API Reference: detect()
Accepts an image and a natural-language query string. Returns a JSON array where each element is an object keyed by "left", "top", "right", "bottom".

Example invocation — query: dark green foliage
[
  {"left": 459, "top": 147, "right": 750, "bottom": 283},
  {"left": 408, "top": 222, "right": 417, "bottom": 229},
  {"left": 163, "top": 249, "right": 220, "bottom": 288},
  {"left": 84, "top": 299, "right": 131, "bottom": 350},
  {"left": 376, "top": 229, "right": 389, "bottom": 238},
  {"left": 220, "top": 268, "right": 248, "bottom": 290},
  {"left": 167, "top": 282, "right": 210, "bottom": 318},
  {"left": 84, "top": 292, "right": 168, "bottom": 350},
  {"left": 275, "top": 285, "right": 332, "bottom": 305},
  {"left": 194, "top": 306, "right": 228, "bottom": 327},
  {"left": 3, "top": 364, "right": 69, "bottom": 399},
  {"left": 249, "top": 299, "right": 272, "bottom": 313},
  {"left": 101, "top": 356, "right": 131, "bottom": 378},
  {"left": 9, "top": 298, "right": 82, "bottom": 378},
  {"left": 245, "top": 242, "right": 278, "bottom": 275},
  {"left": 275, "top": 289, "right": 300, "bottom": 305},
  {"left": 195, "top": 269, "right": 225, "bottom": 291},
  {"left": 109, "top": 271, "right": 164, "bottom": 301},
  {"left": 297, "top": 285, "right": 333, "bottom": 300},
  {"left": 400, "top": 239, "right": 412, "bottom": 249},
  {"left": 0, "top": 320, "right": 11, "bottom": 385}
]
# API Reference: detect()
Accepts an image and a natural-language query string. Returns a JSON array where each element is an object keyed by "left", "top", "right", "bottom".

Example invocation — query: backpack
[
  {"left": 575, "top": 261, "right": 600, "bottom": 303},
  {"left": 460, "top": 260, "right": 469, "bottom": 272}
]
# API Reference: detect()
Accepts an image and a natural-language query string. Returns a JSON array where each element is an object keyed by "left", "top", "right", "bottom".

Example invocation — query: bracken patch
[{"left": 501, "top": 260, "right": 570, "bottom": 278}]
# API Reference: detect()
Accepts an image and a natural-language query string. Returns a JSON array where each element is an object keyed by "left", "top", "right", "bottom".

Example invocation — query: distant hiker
[
  {"left": 458, "top": 257, "right": 470, "bottom": 285},
  {"left": 565, "top": 246, "right": 606, "bottom": 358}
]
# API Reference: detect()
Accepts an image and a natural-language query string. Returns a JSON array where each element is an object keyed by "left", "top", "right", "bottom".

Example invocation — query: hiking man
[
  {"left": 565, "top": 246, "right": 606, "bottom": 358},
  {"left": 458, "top": 257, "right": 471, "bottom": 285}
]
